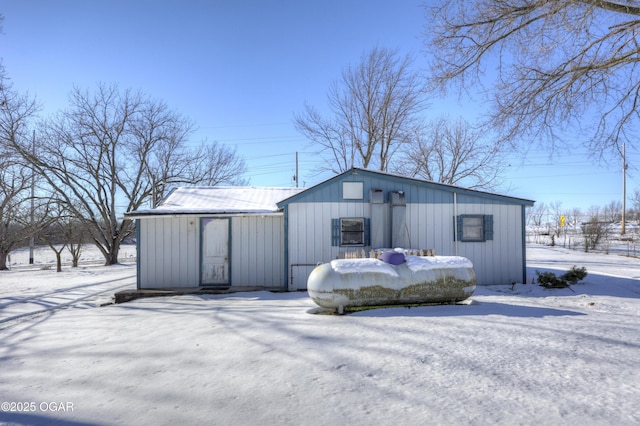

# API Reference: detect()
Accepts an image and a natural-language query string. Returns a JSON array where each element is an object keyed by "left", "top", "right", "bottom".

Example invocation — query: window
[
  {"left": 332, "top": 218, "right": 370, "bottom": 246},
  {"left": 342, "top": 182, "right": 364, "bottom": 199},
  {"left": 341, "top": 218, "right": 364, "bottom": 245},
  {"left": 461, "top": 215, "right": 483, "bottom": 241},
  {"left": 455, "top": 215, "right": 493, "bottom": 242}
]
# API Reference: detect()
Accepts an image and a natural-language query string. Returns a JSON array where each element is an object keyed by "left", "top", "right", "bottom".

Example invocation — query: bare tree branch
[
  {"left": 426, "top": 0, "right": 640, "bottom": 154},
  {"left": 11, "top": 83, "right": 246, "bottom": 265},
  {"left": 398, "top": 117, "right": 508, "bottom": 190},
  {"left": 294, "top": 46, "right": 428, "bottom": 173}
]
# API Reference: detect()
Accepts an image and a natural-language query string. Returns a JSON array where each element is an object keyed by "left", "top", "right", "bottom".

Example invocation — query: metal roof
[
  {"left": 126, "top": 186, "right": 305, "bottom": 217},
  {"left": 127, "top": 168, "right": 535, "bottom": 218}
]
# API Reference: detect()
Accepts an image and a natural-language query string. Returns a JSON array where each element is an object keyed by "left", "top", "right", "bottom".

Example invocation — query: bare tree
[
  {"left": 526, "top": 201, "right": 549, "bottom": 243},
  {"left": 0, "top": 66, "right": 40, "bottom": 270},
  {"left": 569, "top": 207, "right": 583, "bottom": 228},
  {"left": 632, "top": 188, "right": 640, "bottom": 211},
  {"left": 426, "top": 1, "right": 640, "bottom": 155},
  {"left": 38, "top": 202, "right": 78, "bottom": 272},
  {"left": 603, "top": 200, "right": 623, "bottom": 223},
  {"left": 631, "top": 189, "right": 640, "bottom": 223},
  {"left": 397, "top": 117, "right": 508, "bottom": 190},
  {"left": 12, "top": 83, "right": 247, "bottom": 265},
  {"left": 294, "top": 46, "right": 429, "bottom": 173},
  {"left": 527, "top": 201, "right": 546, "bottom": 228},
  {"left": 0, "top": 161, "right": 32, "bottom": 270},
  {"left": 582, "top": 205, "right": 608, "bottom": 252},
  {"left": 41, "top": 234, "right": 66, "bottom": 273},
  {"left": 548, "top": 201, "right": 564, "bottom": 242},
  {"left": 65, "top": 218, "right": 89, "bottom": 268}
]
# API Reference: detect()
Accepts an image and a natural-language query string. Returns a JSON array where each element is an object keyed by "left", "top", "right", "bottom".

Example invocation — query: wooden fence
[{"left": 339, "top": 249, "right": 436, "bottom": 259}]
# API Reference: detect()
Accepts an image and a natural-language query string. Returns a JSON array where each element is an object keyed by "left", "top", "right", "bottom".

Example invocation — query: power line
[
  {"left": 197, "top": 122, "right": 292, "bottom": 130},
  {"left": 507, "top": 171, "right": 618, "bottom": 179}
]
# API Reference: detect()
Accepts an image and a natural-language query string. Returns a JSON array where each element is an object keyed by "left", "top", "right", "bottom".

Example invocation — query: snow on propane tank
[{"left": 307, "top": 251, "right": 476, "bottom": 312}]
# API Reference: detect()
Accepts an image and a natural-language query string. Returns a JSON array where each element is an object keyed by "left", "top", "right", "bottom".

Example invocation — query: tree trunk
[
  {"left": 68, "top": 243, "right": 82, "bottom": 267},
  {"left": 0, "top": 251, "right": 8, "bottom": 270},
  {"left": 104, "top": 244, "right": 120, "bottom": 266},
  {"left": 46, "top": 243, "right": 65, "bottom": 272}
]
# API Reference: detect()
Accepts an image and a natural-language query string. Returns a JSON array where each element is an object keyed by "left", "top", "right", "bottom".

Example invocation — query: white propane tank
[{"left": 307, "top": 253, "right": 476, "bottom": 312}]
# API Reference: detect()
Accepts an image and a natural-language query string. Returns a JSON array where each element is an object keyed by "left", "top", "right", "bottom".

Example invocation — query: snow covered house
[{"left": 126, "top": 168, "right": 534, "bottom": 290}]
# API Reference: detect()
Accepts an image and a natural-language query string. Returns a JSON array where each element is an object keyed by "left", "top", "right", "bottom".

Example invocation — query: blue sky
[{"left": 1, "top": 0, "right": 636, "bottom": 212}]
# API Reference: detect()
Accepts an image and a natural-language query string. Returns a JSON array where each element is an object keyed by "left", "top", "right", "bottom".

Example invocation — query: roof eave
[{"left": 125, "top": 209, "right": 284, "bottom": 219}]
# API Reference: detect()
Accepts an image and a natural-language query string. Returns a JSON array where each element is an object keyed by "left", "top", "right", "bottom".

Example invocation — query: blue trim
[
  {"left": 483, "top": 215, "right": 494, "bottom": 240},
  {"left": 331, "top": 218, "right": 340, "bottom": 246},
  {"left": 227, "top": 218, "right": 232, "bottom": 286},
  {"left": 521, "top": 205, "right": 528, "bottom": 284},
  {"left": 364, "top": 217, "right": 371, "bottom": 246},
  {"left": 198, "top": 218, "right": 204, "bottom": 285},
  {"left": 135, "top": 219, "right": 141, "bottom": 290}
]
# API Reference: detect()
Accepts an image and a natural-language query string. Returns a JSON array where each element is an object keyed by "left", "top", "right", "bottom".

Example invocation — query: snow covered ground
[{"left": 0, "top": 244, "right": 639, "bottom": 425}]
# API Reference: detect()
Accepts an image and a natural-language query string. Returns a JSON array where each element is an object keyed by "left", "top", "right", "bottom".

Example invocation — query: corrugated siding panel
[
  {"left": 288, "top": 201, "right": 369, "bottom": 289},
  {"left": 405, "top": 202, "right": 454, "bottom": 255},
  {"left": 453, "top": 202, "right": 523, "bottom": 285},
  {"left": 403, "top": 198, "right": 524, "bottom": 285},
  {"left": 170, "top": 219, "right": 180, "bottom": 285},
  {"left": 230, "top": 215, "right": 284, "bottom": 287},
  {"left": 138, "top": 216, "right": 199, "bottom": 288},
  {"left": 286, "top": 196, "right": 524, "bottom": 288}
]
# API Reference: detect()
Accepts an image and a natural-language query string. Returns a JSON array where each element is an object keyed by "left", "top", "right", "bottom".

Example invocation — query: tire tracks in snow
[
  {"left": 0, "top": 274, "right": 135, "bottom": 330},
  {"left": 0, "top": 276, "right": 134, "bottom": 308}
]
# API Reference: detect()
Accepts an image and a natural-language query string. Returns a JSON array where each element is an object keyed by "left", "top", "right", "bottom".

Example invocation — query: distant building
[{"left": 126, "top": 168, "right": 534, "bottom": 290}]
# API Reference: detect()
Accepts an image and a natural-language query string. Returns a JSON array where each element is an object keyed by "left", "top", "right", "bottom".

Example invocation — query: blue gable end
[{"left": 277, "top": 168, "right": 534, "bottom": 207}]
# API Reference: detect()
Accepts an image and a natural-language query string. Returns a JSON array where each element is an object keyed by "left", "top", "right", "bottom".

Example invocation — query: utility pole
[
  {"left": 295, "top": 152, "right": 299, "bottom": 188},
  {"left": 622, "top": 143, "right": 626, "bottom": 235},
  {"left": 29, "top": 130, "right": 35, "bottom": 264}
]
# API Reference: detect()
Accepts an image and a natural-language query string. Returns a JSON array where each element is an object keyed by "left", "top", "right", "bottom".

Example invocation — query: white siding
[
  {"left": 453, "top": 202, "right": 524, "bottom": 286},
  {"left": 287, "top": 202, "right": 368, "bottom": 264},
  {"left": 287, "top": 201, "right": 524, "bottom": 289},
  {"left": 138, "top": 216, "right": 199, "bottom": 289},
  {"left": 230, "top": 215, "right": 285, "bottom": 288},
  {"left": 287, "top": 202, "right": 370, "bottom": 290},
  {"left": 138, "top": 214, "right": 285, "bottom": 289}
]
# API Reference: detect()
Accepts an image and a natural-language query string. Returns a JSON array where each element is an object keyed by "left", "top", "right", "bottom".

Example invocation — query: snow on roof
[{"left": 127, "top": 186, "right": 305, "bottom": 216}]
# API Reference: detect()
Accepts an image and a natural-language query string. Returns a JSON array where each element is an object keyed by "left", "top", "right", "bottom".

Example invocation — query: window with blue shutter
[
  {"left": 454, "top": 214, "right": 493, "bottom": 242},
  {"left": 331, "top": 217, "right": 370, "bottom": 246}
]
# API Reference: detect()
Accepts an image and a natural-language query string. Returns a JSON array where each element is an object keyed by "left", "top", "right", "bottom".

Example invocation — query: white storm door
[{"left": 201, "top": 218, "right": 229, "bottom": 285}]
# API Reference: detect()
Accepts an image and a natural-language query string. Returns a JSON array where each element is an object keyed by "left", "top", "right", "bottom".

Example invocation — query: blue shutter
[
  {"left": 364, "top": 217, "right": 370, "bottom": 246},
  {"left": 454, "top": 216, "right": 463, "bottom": 241},
  {"left": 484, "top": 215, "right": 494, "bottom": 241},
  {"left": 331, "top": 218, "right": 340, "bottom": 246}
]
